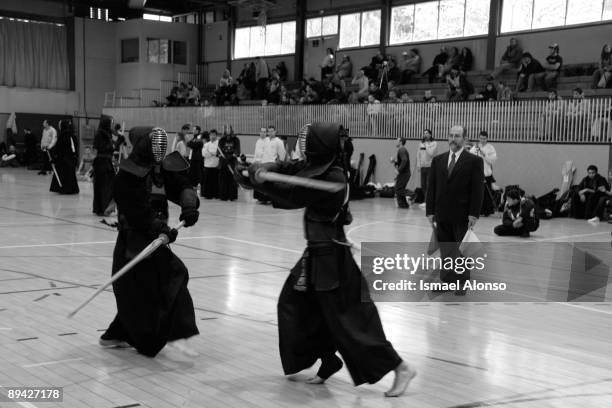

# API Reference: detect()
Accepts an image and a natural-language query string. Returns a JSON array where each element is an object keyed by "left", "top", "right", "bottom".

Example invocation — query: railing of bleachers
[
  {"left": 139, "top": 88, "right": 160, "bottom": 107},
  {"left": 103, "top": 98, "right": 612, "bottom": 143},
  {"left": 177, "top": 72, "right": 198, "bottom": 86},
  {"left": 197, "top": 64, "right": 207, "bottom": 87}
]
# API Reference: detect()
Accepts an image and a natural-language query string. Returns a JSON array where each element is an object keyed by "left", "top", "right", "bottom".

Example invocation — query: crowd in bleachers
[{"left": 162, "top": 40, "right": 611, "bottom": 108}]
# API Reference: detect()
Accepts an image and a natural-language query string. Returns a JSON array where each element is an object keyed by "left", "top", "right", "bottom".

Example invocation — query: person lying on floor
[{"left": 494, "top": 188, "right": 539, "bottom": 237}]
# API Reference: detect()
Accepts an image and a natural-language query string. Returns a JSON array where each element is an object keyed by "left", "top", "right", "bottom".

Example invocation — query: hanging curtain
[{"left": 0, "top": 18, "right": 69, "bottom": 90}]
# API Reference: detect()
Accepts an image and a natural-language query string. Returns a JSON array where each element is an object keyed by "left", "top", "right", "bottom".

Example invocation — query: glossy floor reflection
[{"left": 0, "top": 168, "right": 611, "bottom": 408}]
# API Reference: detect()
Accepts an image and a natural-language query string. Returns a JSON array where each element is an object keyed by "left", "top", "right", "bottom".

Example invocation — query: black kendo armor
[
  {"left": 118, "top": 127, "right": 189, "bottom": 229},
  {"left": 297, "top": 123, "right": 352, "bottom": 244}
]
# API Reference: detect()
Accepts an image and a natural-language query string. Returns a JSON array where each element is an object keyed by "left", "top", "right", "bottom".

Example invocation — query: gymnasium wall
[
  {"left": 114, "top": 19, "right": 199, "bottom": 92},
  {"left": 234, "top": 134, "right": 609, "bottom": 196}
]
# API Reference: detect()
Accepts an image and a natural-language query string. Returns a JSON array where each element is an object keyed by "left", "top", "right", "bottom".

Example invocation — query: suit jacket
[{"left": 426, "top": 150, "right": 484, "bottom": 224}]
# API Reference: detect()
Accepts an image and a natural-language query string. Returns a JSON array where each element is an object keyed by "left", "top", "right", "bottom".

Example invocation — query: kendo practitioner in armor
[
  {"left": 235, "top": 123, "right": 416, "bottom": 397},
  {"left": 99, "top": 126, "right": 200, "bottom": 357}
]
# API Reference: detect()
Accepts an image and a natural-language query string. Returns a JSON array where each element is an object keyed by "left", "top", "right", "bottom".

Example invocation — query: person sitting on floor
[{"left": 494, "top": 188, "right": 538, "bottom": 237}]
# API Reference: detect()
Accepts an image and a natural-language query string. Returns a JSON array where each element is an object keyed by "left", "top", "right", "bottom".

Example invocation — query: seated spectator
[
  {"left": 334, "top": 54, "right": 353, "bottom": 83},
  {"left": 438, "top": 46, "right": 460, "bottom": 79},
  {"left": 327, "top": 83, "right": 347, "bottom": 104},
  {"left": 445, "top": 69, "right": 473, "bottom": 101},
  {"left": 400, "top": 49, "right": 421, "bottom": 84},
  {"left": 368, "top": 82, "right": 384, "bottom": 101},
  {"left": 386, "top": 58, "right": 401, "bottom": 85},
  {"left": 587, "top": 185, "right": 612, "bottom": 223},
  {"left": 0, "top": 144, "right": 19, "bottom": 167},
  {"left": 458, "top": 47, "right": 473, "bottom": 73},
  {"left": 256, "top": 56, "right": 270, "bottom": 99},
  {"left": 351, "top": 69, "right": 369, "bottom": 101},
  {"left": 269, "top": 68, "right": 281, "bottom": 82},
  {"left": 515, "top": 52, "right": 544, "bottom": 92},
  {"left": 383, "top": 90, "right": 401, "bottom": 103},
  {"left": 347, "top": 91, "right": 360, "bottom": 104},
  {"left": 422, "top": 90, "right": 434, "bottom": 103},
  {"left": 400, "top": 93, "right": 414, "bottom": 103},
  {"left": 570, "top": 165, "right": 610, "bottom": 219},
  {"left": 423, "top": 47, "right": 448, "bottom": 83},
  {"left": 236, "top": 80, "right": 249, "bottom": 101},
  {"left": 592, "top": 44, "right": 612, "bottom": 89},
  {"left": 166, "top": 86, "right": 180, "bottom": 106},
  {"left": 366, "top": 52, "right": 386, "bottom": 81},
  {"left": 494, "top": 188, "right": 538, "bottom": 237},
  {"left": 187, "top": 82, "right": 200, "bottom": 105},
  {"left": 475, "top": 82, "right": 497, "bottom": 101},
  {"left": 528, "top": 44, "right": 562, "bottom": 91},
  {"left": 321, "top": 48, "right": 335, "bottom": 80},
  {"left": 177, "top": 82, "right": 188, "bottom": 105},
  {"left": 239, "top": 62, "right": 256, "bottom": 97},
  {"left": 267, "top": 79, "right": 281, "bottom": 105},
  {"left": 216, "top": 69, "right": 235, "bottom": 105},
  {"left": 299, "top": 84, "right": 319, "bottom": 104},
  {"left": 489, "top": 38, "right": 523, "bottom": 80},
  {"left": 276, "top": 61, "right": 288, "bottom": 82},
  {"left": 496, "top": 81, "right": 513, "bottom": 100}
]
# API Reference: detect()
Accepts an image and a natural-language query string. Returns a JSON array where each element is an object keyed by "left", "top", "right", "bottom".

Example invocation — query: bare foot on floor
[{"left": 385, "top": 362, "right": 417, "bottom": 397}]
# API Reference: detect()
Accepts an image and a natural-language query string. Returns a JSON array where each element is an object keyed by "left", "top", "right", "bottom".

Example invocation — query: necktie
[{"left": 448, "top": 153, "right": 456, "bottom": 175}]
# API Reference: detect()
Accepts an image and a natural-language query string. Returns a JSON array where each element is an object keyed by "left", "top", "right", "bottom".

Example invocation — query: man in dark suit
[{"left": 426, "top": 125, "right": 484, "bottom": 294}]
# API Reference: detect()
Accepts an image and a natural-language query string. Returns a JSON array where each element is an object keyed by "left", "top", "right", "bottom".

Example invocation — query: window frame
[
  {"left": 146, "top": 38, "right": 186, "bottom": 65},
  {"left": 305, "top": 14, "right": 339, "bottom": 38},
  {"left": 337, "top": 9, "right": 382, "bottom": 50},
  {"left": 500, "top": 0, "right": 612, "bottom": 34},
  {"left": 388, "top": 1, "right": 490, "bottom": 47},
  {"left": 232, "top": 20, "right": 297, "bottom": 60},
  {"left": 121, "top": 38, "right": 139, "bottom": 63}
]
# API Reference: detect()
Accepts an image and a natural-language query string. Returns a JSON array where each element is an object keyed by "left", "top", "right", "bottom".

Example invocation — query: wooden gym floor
[{"left": 0, "top": 168, "right": 611, "bottom": 408}]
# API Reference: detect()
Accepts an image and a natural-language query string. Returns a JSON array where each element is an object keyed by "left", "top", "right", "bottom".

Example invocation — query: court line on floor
[
  {"left": 534, "top": 231, "right": 611, "bottom": 241},
  {"left": 559, "top": 302, "right": 612, "bottom": 315},
  {"left": 0, "top": 235, "right": 218, "bottom": 250},
  {"left": 22, "top": 358, "right": 84, "bottom": 368}
]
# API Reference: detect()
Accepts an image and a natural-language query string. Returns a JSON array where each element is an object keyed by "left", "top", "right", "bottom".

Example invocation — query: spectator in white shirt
[
  {"left": 351, "top": 69, "right": 369, "bottom": 101},
  {"left": 253, "top": 127, "right": 270, "bottom": 203},
  {"left": 262, "top": 126, "right": 286, "bottom": 163},
  {"left": 201, "top": 129, "right": 220, "bottom": 199},
  {"left": 39, "top": 120, "right": 57, "bottom": 175},
  {"left": 416, "top": 129, "right": 437, "bottom": 206},
  {"left": 470, "top": 130, "right": 497, "bottom": 216}
]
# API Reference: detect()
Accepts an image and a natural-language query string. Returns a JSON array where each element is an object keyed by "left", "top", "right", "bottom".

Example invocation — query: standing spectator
[
  {"left": 592, "top": 44, "right": 612, "bottom": 89},
  {"left": 321, "top": 48, "right": 335, "bottom": 80},
  {"left": 49, "top": 120, "right": 79, "bottom": 195},
  {"left": 341, "top": 127, "right": 353, "bottom": 172},
  {"left": 489, "top": 38, "right": 523, "bottom": 80},
  {"left": 366, "top": 94, "right": 381, "bottom": 137},
  {"left": 92, "top": 115, "right": 115, "bottom": 216},
  {"left": 470, "top": 131, "right": 497, "bottom": 216},
  {"left": 399, "top": 49, "right": 421, "bottom": 84},
  {"left": 392, "top": 138, "right": 411, "bottom": 209},
  {"left": 217, "top": 126, "right": 240, "bottom": 201},
  {"left": 496, "top": 81, "right": 513, "bottom": 100},
  {"left": 201, "top": 129, "right": 219, "bottom": 199},
  {"left": 541, "top": 90, "right": 564, "bottom": 138},
  {"left": 416, "top": 129, "right": 437, "bottom": 206},
  {"left": 177, "top": 82, "right": 188, "bottom": 105},
  {"left": 5, "top": 112, "right": 17, "bottom": 147},
  {"left": 366, "top": 52, "right": 386, "bottom": 81},
  {"left": 256, "top": 56, "right": 269, "bottom": 99},
  {"left": 173, "top": 125, "right": 190, "bottom": 160},
  {"left": 386, "top": 59, "right": 401, "bottom": 85},
  {"left": 571, "top": 165, "right": 610, "bottom": 219},
  {"left": 529, "top": 44, "right": 562, "bottom": 91},
  {"left": 334, "top": 54, "right": 353, "bottom": 83},
  {"left": 458, "top": 47, "right": 473, "bottom": 73},
  {"left": 262, "top": 126, "right": 286, "bottom": 163},
  {"left": 39, "top": 120, "right": 57, "bottom": 175},
  {"left": 253, "top": 126, "right": 268, "bottom": 164},
  {"left": 516, "top": 52, "right": 544, "bottom": 92},
  {"left": 267, "top": 79, "right": 281, "bottom": 105},
  {"left": 352, "top": 69, "right": 369, "bottom": 101},
  {"left": 494, "top": 189, "right": 538, "bottom": 237},
  {"left": 426, "top": 125, "right": 484, "bottom": 294},
  {"left": 187, "top": 125, "right": 205, "bottom": 188},
  {"left": 23, "top": 127, "right": 38, "bottom": 167},
  {"left": 423, "top": 47, "right": 448, "bottom": 83}
]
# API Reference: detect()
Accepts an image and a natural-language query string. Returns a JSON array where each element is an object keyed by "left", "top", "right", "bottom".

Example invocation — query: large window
[
  {"left": 306, "top": 15, "right": 338, "bottom": 38},
  {"left": 390, "top": 0, "right": 490, "bottom": 45},
  {"left": 143, "top": 13, "right": 172, "bottom": 22},
  {"left": 146, "top": 39, "right": 186, "bottom": 64},
  {"left": 234, "top": 21, "right": 296, "bottom": 59},
  {"left": 501, "top": 0, "right": 612, "bottom": 33},
  {"left": 338, "top": 10, "right": 381, "bottom": 49}
]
